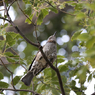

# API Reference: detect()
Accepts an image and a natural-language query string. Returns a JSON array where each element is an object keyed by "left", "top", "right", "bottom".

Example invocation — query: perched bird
[{"left": 21, "top": 32, "right": 57, "bottom": 86}]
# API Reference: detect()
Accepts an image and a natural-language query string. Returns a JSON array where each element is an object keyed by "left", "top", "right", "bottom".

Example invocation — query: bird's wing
[
  {"left": 28, "top": 51, "right": 40, "bottom": 71},
  {"left": 28, "top": 46, "right": 44, "bottom": 71},
  {"left": 35, "top": 58, "right": 54, "bottom": 75}
]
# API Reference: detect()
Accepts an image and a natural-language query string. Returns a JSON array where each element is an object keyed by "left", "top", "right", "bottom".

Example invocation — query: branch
[
  {"left": 0, "top": 16, "right": 10, "bottom": 22},
  {"left": 2, "top": 0, "right": 66, "bottom": 95},
  {"left": 39, "top": 46, "right": 65, "bottom": 95},
  {"left": 0, "top": 88, "right": 41, "bottom": 95},
  {"left": 16, "top": 1, "right": 35, "bottom": 26},
  {"left": 7, "top": 0, "right": 16, "bottom": 11},
  {"left": 45, "top": 1, "right": 75, "bottom": 16},
  {"left": 0, "top": 58, "right": 15, "bottom": 89},
  {"left": 2, "top": 0, "right": 39, "bottom": 48}
]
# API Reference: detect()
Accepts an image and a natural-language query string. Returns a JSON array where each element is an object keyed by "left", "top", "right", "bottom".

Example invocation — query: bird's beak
[{"left": 53, "top": 31, "right": 56, "bottom": 36}]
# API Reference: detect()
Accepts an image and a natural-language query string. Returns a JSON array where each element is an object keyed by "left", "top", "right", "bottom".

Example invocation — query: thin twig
[
  {"left": 45, "top": 1, "right": 75, "bottom": 16},
  {"left": 34, "top": 25, "right": 40, "bottom": 45},
  {"left": 2, "top": 42, "right": 6, "bottom": 53},
  {"left": 10, "top": 47, "right": 27, "bottom": 71},
  {"left": 2, "top": 0, "right": 39, "bottom": 48},
  {"left": 0, "top": 58, "right": 15, "bottom": 89},
  {"left": 40, "top": 80, "right": 60, "bottom": 91},
  {"left": 7, "top": 0, "right": 16, "bottom": 11},
  {"left": 19, "top": 57, "right": 28, "bottom": 71},
  {"left": 0, "top": 16, "right": 10, "bottom": 22},
  {"left": 17, "top": 1, "right": 35, "bottom": 26},
  {"left": 0, "top": 88, "right": 41, "bottom": 95}
]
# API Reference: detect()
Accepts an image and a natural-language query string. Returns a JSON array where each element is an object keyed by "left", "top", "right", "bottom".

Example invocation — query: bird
[{"left": 21, "top": 32, "right": 57, "bottom": 86}]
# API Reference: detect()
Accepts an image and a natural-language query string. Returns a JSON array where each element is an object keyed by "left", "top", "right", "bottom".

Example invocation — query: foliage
[{"left": 0, "top": 0, "right": 95, "bottom": 95}]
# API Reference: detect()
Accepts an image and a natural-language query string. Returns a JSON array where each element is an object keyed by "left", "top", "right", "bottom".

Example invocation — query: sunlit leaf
[
  {"left": 71, "top": 30, "right": 82, "bottom": 41},
  {"left": 37, "top": 9, "right": 49, "bottom": 25},
  {"left": 49, "top": 7, "right": 58, "bottom": 13},
  {"left": 86, "top": 37, "right": 95, "bottom": 49},
  {"left": 77, "top": 33, "right": 90, "bottom": 41}
]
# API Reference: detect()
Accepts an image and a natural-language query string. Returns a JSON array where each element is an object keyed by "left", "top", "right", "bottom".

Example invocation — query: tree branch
[
  {"left": 0, "top": 88, "right": 41, "bottom": 95},
  {"left": 45, "top": 1, "right": 75, "bottom": 16},
  {"left": 2, "top": 0, "right": 66, "bottom": 95},
  {"left": 39, "top": 46, "right": 65, "bottom": 95},
  {"left": 7, "top": 0, "right": 16, "bottom": 11},
  {"left": 0, "top": 58, "right": 15, "bottom": 89},
  {"left": 16, "top": 1, "right": 35, "bottom": 26},
  {"left": 2, "top": 0, "right": 39, "bottom": 48},
  {"left": 0, "top": 16, "right": 10, "bottom": 22}
]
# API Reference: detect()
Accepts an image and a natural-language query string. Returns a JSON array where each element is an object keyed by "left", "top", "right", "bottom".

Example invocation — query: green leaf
[
  {"left": 84, "top": 3, "right": 95, "bottom": 11},
  {"left": 25, "top": 14, "right": 33, "bottom": 24},
  {"left": 59, "top": 3, "right": 65, "bottom": 9},
  {"left": 58, "top": 65, "right": 68, "bottom": 72},
  {"left": 71, "top": 30, "right": 82, "bottom": 41},
  {"left": 6, "top": 33, "right": 16, "bottom": 46},
  {"left": 37, "top": 9, "right": 49, "bottom": 25},
  {"left": 71, "top": 52, "right": 80, "bottom": 57},
  {"left": 13, "top": 76, "right": 20, "bottom": 85},
  {"left": 87, "top": 74, "right": 92, "bottom": 82},
  {"left": 5, "top": 52, "right": 19, "bottom": 63},
  {"left": 57, "top": 55, "right": 65, "bottom": 59},
  {"left": 6, "top": 57, "right": 16, "bottom": 63},
  {"left": 0, "top": 23, "right": 8, "bottom": 29},
  {"left": 77, "top": 33, "right": 90, "bottom": 41},
  {"left": 57, "top": 58, "right": 64, "bottom": 63},
  {"left": 0, "top": 72, "right": 3, "bottom": 80},
  {"left": 85, "top": 47, "right": 95, "bottom": 56},
  {"left": 36, "top": 83, "right": 45, "bottom": 93},
  {"left": 77, "top": 65, "right": 88, "bottom": 83},
  {"left": 49, "top": 7, "right": 58, "bottom": 13},
  {"left": 44, "top": 68, "right": 52, "bottom": 78},
  {"left": 0, "top": 40, "right": 5, "bottom": 50},
  {"left": 62, "top": 75, "right": 67, "bottom": 84},
  {"left": 70, "top": 80, "right": 76, "bottom": 87},
  {"left": 24, "top": 5, "right": 32, "bottom": 16},
  {"left": 52, "top": 89, "right": 60, "bottom": 95},
  {"left": 4, "top": 52, "right": 14, "bottom": 57},
  {"left": 76, "top": 12, "right": 86, "bottom": 20},
  {"left": 4, "top": 52, "right": 19, "bottom": 57},
  {"left": 51, "top": 76, "right": 59, "bottom": 85},
  {"left": 57, "top": 55, "right": 65, "bottom": 63},
  {"left": 0, "top": 81, "right": 9, "bottom": 88},
  {"left": 42, "top": 9, "right": 49, "bottom": 17},
  {"left": 20, "top": 84, "right": 29, "bottom": 95},
  {"left": 6, "top": 32, "right": 22, "bottom": 47},
  {"left": 23, "top": 0, "right": 31, "bottom": 4},
  {"left": 86, "top": 37, "right": 95, "bottom": 49}
]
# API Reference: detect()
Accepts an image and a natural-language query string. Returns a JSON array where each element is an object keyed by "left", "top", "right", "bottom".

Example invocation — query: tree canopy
[{"left": 0, "top": 0, "right": 95, "bottom": 95}]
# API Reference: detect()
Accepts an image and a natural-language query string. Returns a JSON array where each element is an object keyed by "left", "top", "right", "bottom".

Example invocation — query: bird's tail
[{"left": 21, "top": 71, "right": 34, "bottom": 86}]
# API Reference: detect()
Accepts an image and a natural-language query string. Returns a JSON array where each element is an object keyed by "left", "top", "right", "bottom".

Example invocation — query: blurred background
[{"left": 0, "top": 0, "right": 95, "bottom": 95}]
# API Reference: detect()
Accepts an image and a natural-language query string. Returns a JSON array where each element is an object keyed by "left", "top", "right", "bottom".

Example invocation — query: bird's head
[{"left": 47, "top": 32, "right": 56, "bottom": 43}]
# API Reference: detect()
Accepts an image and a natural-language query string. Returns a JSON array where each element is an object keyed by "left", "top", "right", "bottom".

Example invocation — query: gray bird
[{"left": 21, "top": 32, "right": 57, "bottom": 86}]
